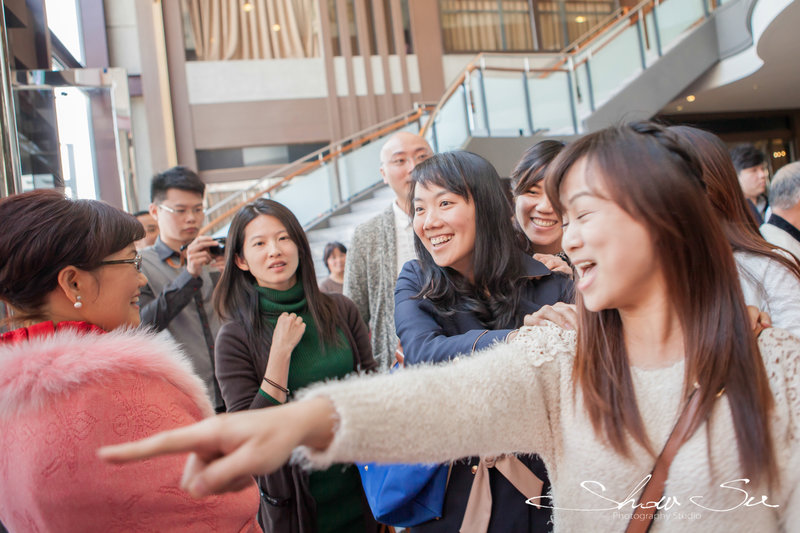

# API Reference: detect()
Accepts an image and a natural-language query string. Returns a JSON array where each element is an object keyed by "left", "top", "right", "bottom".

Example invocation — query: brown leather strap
[{"left": 625, "top": 386, "right": 709, "bottom": 533}]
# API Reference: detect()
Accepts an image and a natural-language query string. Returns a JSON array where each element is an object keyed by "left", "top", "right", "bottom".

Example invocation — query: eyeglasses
[
  {"left": 99, "top": 253, "right": 143, "bottom": 272},
  {"left": 157, "top": 204, "right": 205, "bottom": 217}
]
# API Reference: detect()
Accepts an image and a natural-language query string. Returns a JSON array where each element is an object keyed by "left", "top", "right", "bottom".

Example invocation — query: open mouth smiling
[
  {"left": 531, "top": 217, "right": 558, "bottom": 228},
  {"left": 429, "top": 235, "right": 453, "bottom": 246}
]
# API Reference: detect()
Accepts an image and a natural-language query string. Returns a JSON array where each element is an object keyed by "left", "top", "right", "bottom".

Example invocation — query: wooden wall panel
[
  {"left": 191, "top": 99, "right": 331, "bottom": 150},
  {"left": 408, "top": 0, "right": 445, "bottom": 102},
  {"left": 161, "top": 0, "right": 196, "bottom": 171}
]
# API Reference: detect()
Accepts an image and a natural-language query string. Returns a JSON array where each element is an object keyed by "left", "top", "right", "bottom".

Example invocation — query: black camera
[{"left": 208, "top": 237, "right": 226, "bottom": 256}]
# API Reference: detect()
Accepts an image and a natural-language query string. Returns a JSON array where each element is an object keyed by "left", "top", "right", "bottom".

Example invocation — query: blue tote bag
[
  {"left": 357, "top": 461, "right": 449, "bottom": 527},
  {"left": 356, "top": 359, "right": 449, "bottom": 527}
]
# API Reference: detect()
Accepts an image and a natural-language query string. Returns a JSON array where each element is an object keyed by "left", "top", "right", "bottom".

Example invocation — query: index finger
[{"left": 98, "top": 419, "right": 219, "bottom": 464}]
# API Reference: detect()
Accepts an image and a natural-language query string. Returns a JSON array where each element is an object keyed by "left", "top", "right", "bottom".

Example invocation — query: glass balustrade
[
  {"left": 585, "top": 21, "right": 646, "bottom": 109},
  {"left": 271, "top": 165, "right": 335, "bottom": 228},
  {"left": 483, "top": 73, "right": 530, "bottom": 136},
  {"left": 429, "top": 85, "right": 470, "bottom": 152},
  {"left": 528, "top": 69, "right": 576, "bottom": 135},
  {"left": 203, "top": 0, "right": 720, "bottom": 234},
  {"left": 656, "top": 0, "right": 707, "bottom": 51}
]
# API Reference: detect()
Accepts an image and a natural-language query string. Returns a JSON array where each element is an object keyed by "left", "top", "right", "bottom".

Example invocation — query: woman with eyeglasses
[{"left": 0, "top": 189, "right": 261, "bottom": 533}]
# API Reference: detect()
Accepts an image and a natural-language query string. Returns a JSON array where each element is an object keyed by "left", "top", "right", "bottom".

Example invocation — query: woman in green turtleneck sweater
[{"left": 212, "top": 199, "right": 380, "bottom": 533}]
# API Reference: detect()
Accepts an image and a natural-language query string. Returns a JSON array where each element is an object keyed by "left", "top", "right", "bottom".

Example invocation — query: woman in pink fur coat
[{"left": 0, "top": 190, "right": 261, "bottom": 532}]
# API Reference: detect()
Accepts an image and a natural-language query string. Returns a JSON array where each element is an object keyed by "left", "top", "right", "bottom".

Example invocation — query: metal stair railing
[
  {"left": 202, "top": 0, "right": 721, "bottom": 236},
  {"left": 200, "top": 104, "right": 435, "bottom": 235},
  {"left": 419, "top": 0, "right": 721, "bottom": 150}
]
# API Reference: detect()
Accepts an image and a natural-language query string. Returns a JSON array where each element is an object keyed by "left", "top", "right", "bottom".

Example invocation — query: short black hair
[
  {"left": 729, "top": 144, "right": 765, "bottom": 173},
  {"left": 132, "top": 210, "right": 150, "bottom": 217},
  {"left": 322, "top": 241, "right": 347, "bottom": 272},
  {"left": 150, "top": 166, "right": 205, "bottom": 203}
]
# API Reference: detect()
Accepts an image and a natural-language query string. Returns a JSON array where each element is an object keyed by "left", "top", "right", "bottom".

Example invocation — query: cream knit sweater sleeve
[{"left": 296, "top": 323, "right": 576, "bottom": 468}]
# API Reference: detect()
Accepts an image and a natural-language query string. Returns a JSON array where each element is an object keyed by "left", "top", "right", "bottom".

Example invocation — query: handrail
[
  {"left": 419, "top": 57, "right": 481, "bottom": 138},
  {"left": 200, "top": 104, "right": 434, "bottom": 234},
  {"left": 559, "top": 7, "right": 628, "bottom": 55},
  {"left": 202, "top": 0, "right": 717, "bottom": 235},
  {"left": 204, "top": 1, "right": 650, "bottom": 229},
  {"left": 421, "top": 0, "right": 713, "bottom": 137}
]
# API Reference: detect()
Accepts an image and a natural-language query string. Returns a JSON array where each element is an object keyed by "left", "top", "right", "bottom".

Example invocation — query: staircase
[
  {"left": 200, "top": 0, "right": 766, "bottom": 269},
  {"left": 307, "top": 185, "right": 396, "bottom": 279}
]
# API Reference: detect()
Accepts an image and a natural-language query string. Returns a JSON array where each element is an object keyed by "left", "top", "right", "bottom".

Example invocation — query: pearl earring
[{"left": 73, "top": 295, "right": 82, "bottom": 309}]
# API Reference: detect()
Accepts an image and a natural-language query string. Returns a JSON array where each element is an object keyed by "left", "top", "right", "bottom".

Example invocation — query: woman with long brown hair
[
  {"left": 669, "top": 125, "right": 800, "bottom": 337},
  {"left": 211, "top": 198, "right": 380, "bottom": 533},
  {"left": 103, "top": 123, "right": 800, "bottom": 532}
]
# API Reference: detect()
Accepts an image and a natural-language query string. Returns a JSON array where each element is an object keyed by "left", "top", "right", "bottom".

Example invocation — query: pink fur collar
[{"left": 0, "top": 327, "right": 214, "bottom": 418}]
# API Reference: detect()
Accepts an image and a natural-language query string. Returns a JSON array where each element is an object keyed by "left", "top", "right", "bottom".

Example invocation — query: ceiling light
[
  {"left": 243, "top": 2, "right": 253, "bottom": 12},
  {"left": 272, "top": 24, "right": 281, "bottom": 32},
  {"left": 676, "top": 105, "right": 683, "bottom": 111},
  {"left": 686, "top": 95, "right": 695, "bottom": 102},
  {"left": 575, "top": 16, "right": 587, "bottom": 23}
]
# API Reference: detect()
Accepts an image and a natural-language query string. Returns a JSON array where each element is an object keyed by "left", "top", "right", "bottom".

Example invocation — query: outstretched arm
[
  {"left": 101, "top": 325, "right": 572, "bottom": 497},
  {"left": 100, "top": 396, "right": 337, "bottom": 498}
]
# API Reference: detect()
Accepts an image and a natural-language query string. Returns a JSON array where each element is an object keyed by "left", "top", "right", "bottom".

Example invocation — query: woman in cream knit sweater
[{"left": 102, "top": 123, "right": 800, "bottom": 532}]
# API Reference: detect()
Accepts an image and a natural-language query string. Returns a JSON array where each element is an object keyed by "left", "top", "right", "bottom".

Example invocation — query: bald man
[{"left": 343, "top": 132, "right": 433, "bottom": 370}]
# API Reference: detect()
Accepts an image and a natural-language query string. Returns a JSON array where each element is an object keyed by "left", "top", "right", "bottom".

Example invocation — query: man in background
[
  {"left": 730, "top": 144, "right": 769, "bottom": 223},
  {"left": 139, "top": 166, "right": 225, "bottom": 411},
  {"left": 761, "top": 161, "right": 800, "bottom": 259},
  {"left": 133, "top": 210, "right": 159, "bottom": 250},
  {"left": 343, "top": 131, "right": 433, "bottom": 370}
]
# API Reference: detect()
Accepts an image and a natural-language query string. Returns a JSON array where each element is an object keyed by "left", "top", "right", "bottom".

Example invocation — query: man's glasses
[
  {"left": 100, "top": 253, "right": 143, "bottom": 272},
  {"left": 157, "top": 204, "right": 205, "bottom": 217}
]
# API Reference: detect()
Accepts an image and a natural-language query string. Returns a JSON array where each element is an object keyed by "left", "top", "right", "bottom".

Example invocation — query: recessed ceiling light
[
  {"left": 686, "top": 95, "right": 696, "bottom": 102},
  {"left": 575, "top": 16, "right": 587, "bottom": 23}
]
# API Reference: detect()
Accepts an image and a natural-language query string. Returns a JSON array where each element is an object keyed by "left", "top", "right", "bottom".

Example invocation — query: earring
[{"left": 73, "top": 295, "right": 82, "bottom": 309}]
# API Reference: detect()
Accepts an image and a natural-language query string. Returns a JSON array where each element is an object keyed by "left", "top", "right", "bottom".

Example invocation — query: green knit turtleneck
[{"left": 255, "top": 281, "right": 365, "bottom": 533}]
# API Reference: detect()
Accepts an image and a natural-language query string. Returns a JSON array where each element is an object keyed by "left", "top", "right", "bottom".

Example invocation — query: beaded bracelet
[{"left": 263, "top": 377, "right": 290, "bottom": 395}]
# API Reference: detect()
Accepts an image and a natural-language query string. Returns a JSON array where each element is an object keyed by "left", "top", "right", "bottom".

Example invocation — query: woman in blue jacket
[{"left": 394, "top": 151, "right": 573, "bottom": 532}]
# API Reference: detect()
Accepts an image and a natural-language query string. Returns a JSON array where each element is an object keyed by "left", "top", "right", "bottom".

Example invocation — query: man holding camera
[{"left": 139, "top": 166, "right": 226, "bottom": 412}]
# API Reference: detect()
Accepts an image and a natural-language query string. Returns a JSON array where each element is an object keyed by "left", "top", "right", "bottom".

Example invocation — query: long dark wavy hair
[
  {"left": 545, "top": 122, "right": 776, "bottom": 487},
  {"left": 670, "top": 125, "right": 800, "bottom": 278},
  {"left": 213, "top": 199, "right": 341, "bottom": 351},
  {"left": 409, "top": 151, "right": 526, "bottom": 329}
]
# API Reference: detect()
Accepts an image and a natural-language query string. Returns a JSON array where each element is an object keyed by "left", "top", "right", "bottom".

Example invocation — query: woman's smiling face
[
  {"left": 515, "top": 181, "right": 563, "bottom": 255},
  {"left": 560, "top": 157, "right": 666, "bottom": 314},
  {"left": 81, "top": 245, "right": 148, "bottom": 331},
  {"left": 412, "top": 182, "right": 477, "bottom": 282}
]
